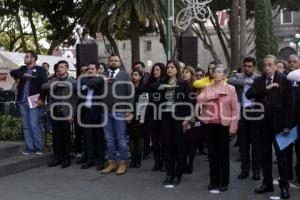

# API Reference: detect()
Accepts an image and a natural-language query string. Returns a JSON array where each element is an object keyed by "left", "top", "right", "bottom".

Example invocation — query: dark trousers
[
  {"left": 206, "top": 124, "right": 230, "bottom": 186},
  {"left": 239, "top": 108, "right": 260, "bottom": 174},
  {"left": 258, "top": 118, "right": 290, "bottom": 189},
  {"left": 130, "top": 137, "right": 144, "bottom": 156},
  {"left": 83, "top": 127, "right": 105, "bottom": 165},
  {"left": 51, "top": 120, "right": 72, "bottom": 162},
  {"left": 143, "top": 130, "right": 151, "bottom": 155},
  {"left": 161, "top": 112, "right": 186, "bottom": 176},
  {"left": 286, "top": 125, "right": 300, "bottom": 180},
  {"left": 151, "top": 127, "right": 165, "bottom": 164},
  {"left": 74, "top": 115, "right": 84, "bottom": 154}
]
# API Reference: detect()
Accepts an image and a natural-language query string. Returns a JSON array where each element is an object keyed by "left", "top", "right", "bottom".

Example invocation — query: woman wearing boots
[
  {"left": 144, "top": 63, "right": 167, "bottom": 172},
  {"left": 157, "top": 60, "right": 194, "bottom": 187},
  {"left": 181, "top": 66, "right": 197, "bottom": 174},
  {"left": 197, "top": 65, "right": 238, "bottom": 192},
  {"left": 128, "top": 69, "right": 145, "bottom": 168}
]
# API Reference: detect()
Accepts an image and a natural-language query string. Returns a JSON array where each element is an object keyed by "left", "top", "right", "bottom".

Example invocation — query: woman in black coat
[
  {"left": 144, "top": 63, "right": 167, "bottom": 172},
  {"left": 156, "top": 60, "right": 194, "bottom": 187},
  {"left": 128, "top": 69, "right": 145, "bottom": 168}
]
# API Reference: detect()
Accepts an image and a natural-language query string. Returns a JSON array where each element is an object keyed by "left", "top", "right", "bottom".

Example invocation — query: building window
[
  {"left": 280, "top": 9, "right": 293, "bottom": 24},
  {"left": 145, "top": 40, "right": 152, "bottom": 51}
]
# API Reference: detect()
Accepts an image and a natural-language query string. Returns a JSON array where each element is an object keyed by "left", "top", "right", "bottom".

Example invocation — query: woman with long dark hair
[
  {"left": 181, "top": 65, "right": 198, "bottom": 174},
  {"left": 157, "top": 60, "right": 194, "bottom": 187},
  {"left": 144, "top": 63, "right": 167, "bottom": 172},
  {"left": 128, "top": 69, "right": 145, "bottom": 168}
]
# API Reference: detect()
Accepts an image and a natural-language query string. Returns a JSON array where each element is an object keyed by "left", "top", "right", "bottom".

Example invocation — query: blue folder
[{"left": 275, "top": 127, "right": 298, "bottom": 151}]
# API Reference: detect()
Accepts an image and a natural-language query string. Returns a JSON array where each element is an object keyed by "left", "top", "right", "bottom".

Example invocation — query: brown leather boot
[
  {"left": 116, "top": 160, "right": 127, "bottom": 175},
  {"left": 101, "top": 160, "right": 117, "bottom": 174}
]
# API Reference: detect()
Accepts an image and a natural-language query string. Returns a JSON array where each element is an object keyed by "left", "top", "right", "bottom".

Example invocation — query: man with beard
[
  {"left": 10, "top": 51, "right": 47, "bottom": 155},
  {"left": 227, "top": 57, "right": 261, "bottom": 181},
  {"left": 87, "top": 54, "right": 134, "bottom": 175}
]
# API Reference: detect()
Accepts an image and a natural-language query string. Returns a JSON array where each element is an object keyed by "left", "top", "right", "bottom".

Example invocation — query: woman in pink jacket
[{"left": 197, "top": 65, "right": 239, "bottom": 192}]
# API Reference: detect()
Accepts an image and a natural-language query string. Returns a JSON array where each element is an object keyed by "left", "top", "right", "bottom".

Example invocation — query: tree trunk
[
  {"left": 211, "top": 12, "right": 230, "bottom": 67},
  {"left": 129, "top": 10, "right": 140, "bottom": 67},
  {"left": 193, "top": 22, "right": 220, "bottom": 62},
  {"left": 240, "top": 0, "right": 247, "bottom": 63},
  {"left": 47, "top": 42, "right": 56, "bottom": 55},
  {"left": 27, "top": 10, "right": 40, "bottom": 54},
  {"left": 15, "top": 14, "right": 27, "bottom": 52},
  {"left": 229, "top": 0, "right": 240, "bottom": 72},
  {"left": 105, "top": 32, "right": 120, "bottom": 57}
]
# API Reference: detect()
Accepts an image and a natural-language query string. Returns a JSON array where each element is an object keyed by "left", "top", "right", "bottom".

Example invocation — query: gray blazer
[
  {"left": 227, "top": 72, "right": 261, "bottom": 103},
  {"left": 42, "top": 76, "right": 78, "bottom": 119},
  {"left": 87, "top": 70, "right": 134, "bottom": 112}
]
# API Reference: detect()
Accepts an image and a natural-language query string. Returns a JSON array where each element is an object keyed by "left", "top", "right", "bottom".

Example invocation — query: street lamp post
[
  {"left": 289, "top": 33, "right": 300, "bottom": 55},
  {"left": 166, "top": 0, "right": 174, "bottom": 60}
]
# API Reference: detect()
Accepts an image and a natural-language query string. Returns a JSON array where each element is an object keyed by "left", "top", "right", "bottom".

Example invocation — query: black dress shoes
[
  {"left": 252, "top": 173, "right": 261, "bottom": 181},
  {"left": 174, "top": 175, "right": 181, "bottom": 186},
  {"left": 152, "top": 162, "right": 161, "bottom": 171},
  {"left": 48, "top": 160, "right": 62, "bottom": 167},
  {"left": 76, "top": 157, "right": 86, "bottom": 164},
  {"left": 280, "top": 188, "right": 290, "bottom": 199},
  {"left": 61, "top": 160, "right": 71, "bottom": 168},
  {"left": 160, "top": 164, "right": 167, "bottom": 172},
  {"left": 238, "top": 172, "right": 249, "bottom": 179},
  {"left": 207, "top": 184, "right": 217, "bottom": 191},
  {"left": 254, "top": 184, "right": 274, "bottom": 194},
  {"left": 96, "top": 163, "right": 105, "bottom": 171},
  {"left": 163, "top": 175, "right": 175, "bottom": 185},
  {"left": 80, "top": 161, "right": 95, "bottom": 169}
]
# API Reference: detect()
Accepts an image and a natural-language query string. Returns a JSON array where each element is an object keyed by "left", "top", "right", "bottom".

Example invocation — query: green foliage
[
  {"left": 0, "top": 0, "right": 82, "bottom": 54},
  {"left": 0, "top": 115, "right": 23, "bottom": 141},
  {"left": 255, "top": 0, "right": 278, "bottom": 70}
]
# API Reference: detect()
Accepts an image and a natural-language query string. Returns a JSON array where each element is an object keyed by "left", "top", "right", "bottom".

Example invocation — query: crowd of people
[{"left": 9, "top": 50, "right": 300, "bottom": 199}]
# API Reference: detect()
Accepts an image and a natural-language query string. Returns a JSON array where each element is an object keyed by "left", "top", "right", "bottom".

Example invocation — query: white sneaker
[
  {"left": 22, "top": 151, "right": 34, "bottom": 156},
  {"left": 35, "top": 152, "right": 44, "bottom": 155}
]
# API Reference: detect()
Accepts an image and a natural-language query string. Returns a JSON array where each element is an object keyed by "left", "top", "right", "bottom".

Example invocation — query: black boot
[
  {"left": 160, "top": 161, "right": 167, "bottom": 172},
  {"left": 185, "top": 160, "right": 194, "bottom": 174},
  {"left": 152, "top": 158, "right": 161, "bottom": 171},
  {"left": 129, "top": 155, "right": 136, "bottom": 168},
  {"left": 135, "top": 155, "right": 141, "bottom": 168}
]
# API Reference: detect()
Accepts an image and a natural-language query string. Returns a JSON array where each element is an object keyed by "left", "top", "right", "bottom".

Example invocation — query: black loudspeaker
[
  {"left": 178, "top": 36, "right": 198, "bottom": 68},
  {"left": 76, "top": 43, "right": 98, "bottom": 77}
]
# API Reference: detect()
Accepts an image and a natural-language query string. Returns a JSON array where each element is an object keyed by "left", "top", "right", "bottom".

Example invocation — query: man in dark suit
[
  {"left": 87, "top": 54, "right": 134, "bottom": 175},
  {"left": 246, "top": 55, "right": 295, "bottom": 199},
  {"left": 79, "top": 62, "right": 106, "bottom": 171},
  {"left": 286, "top": 54, "right": 300, "bottom": 183},
  {"left": 10, "top": 51, "right": 48, "bottom": 155},
  {"left": 227, "top": 57, "right": 261, "bottom": 181}
]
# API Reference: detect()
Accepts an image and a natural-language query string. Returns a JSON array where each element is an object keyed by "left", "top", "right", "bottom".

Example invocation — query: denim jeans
[
  {"left": 19, "top": 102, "right": 43, "bottom": 152},
  {"left": 102, "top": 112, "right": 128, "bottom": 160}
]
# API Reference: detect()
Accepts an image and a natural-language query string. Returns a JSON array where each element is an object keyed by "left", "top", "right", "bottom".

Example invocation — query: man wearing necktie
[
  {"left": 246, "top": 55, "right": 295, "bottom": 199},
  {"left": 79, "top": 62, "right": 106, "bottom": 171},
  {"left": 86, "top": 55, "right": 134, "bottom": 175}
]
